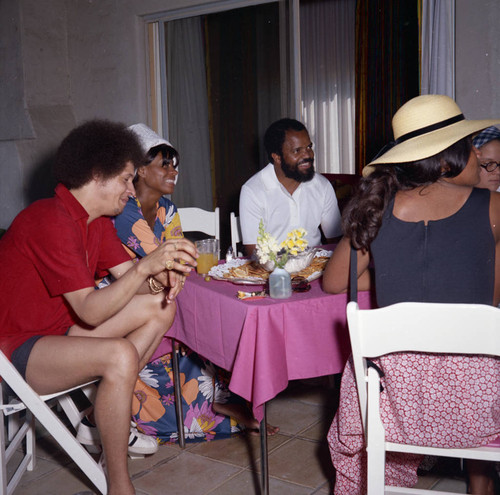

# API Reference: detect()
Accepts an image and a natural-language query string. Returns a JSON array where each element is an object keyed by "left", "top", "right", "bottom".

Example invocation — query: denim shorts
[{"left": 10, "top": 328, "right": 71, "bottom": 380}]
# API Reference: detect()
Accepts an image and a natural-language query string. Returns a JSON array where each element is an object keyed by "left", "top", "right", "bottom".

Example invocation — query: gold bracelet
[{"left": 148, "top": 276, "right": 165, "bottom": 294}]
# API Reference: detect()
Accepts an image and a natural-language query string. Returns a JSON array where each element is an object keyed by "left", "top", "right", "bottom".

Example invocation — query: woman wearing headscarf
[
  {"left": 473, "top": 126, "right": 500, "bottom": 193},
  {"left": 113, "top": 124, "right": 278, "bottom": 443},
  {"left": 323, "top": 95, "right": 500, "bottom": 494}
]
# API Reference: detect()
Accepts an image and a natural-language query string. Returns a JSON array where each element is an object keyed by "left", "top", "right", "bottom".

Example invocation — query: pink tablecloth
[{"left": 151, "top": 272, "right": 374, "bottom": 421}]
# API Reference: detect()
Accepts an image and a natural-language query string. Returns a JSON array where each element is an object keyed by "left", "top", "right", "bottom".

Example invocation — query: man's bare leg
[
  {"left": 26, "top": 336, "right": 138, "bottom": 495},
  {"left": 69, "top": 292, "right": 176, "bottom": 368},
  {"left": 26, "top": 292, "right": 175, "bottom": 494}
]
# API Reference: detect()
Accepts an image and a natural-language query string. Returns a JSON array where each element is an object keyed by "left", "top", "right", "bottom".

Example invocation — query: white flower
[
  {"left": 164, "top": 204, "right": 176, "bottom": 228},
  {"left": 139, "top": 366, "right": 159, "bottom": 388},
  {"left": 184, "top": 418, "right": 206, "bottom": 439},
  {"left": 198, "top": 362, "right": 217, "bottom": 401},
  {"left": 256, "top": 219, "right": 308, "bottom": 268}
]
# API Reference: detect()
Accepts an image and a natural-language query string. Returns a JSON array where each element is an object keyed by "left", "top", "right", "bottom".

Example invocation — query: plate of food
[{"left": 209, "top": 250, "right": 332, "bottom": 285}]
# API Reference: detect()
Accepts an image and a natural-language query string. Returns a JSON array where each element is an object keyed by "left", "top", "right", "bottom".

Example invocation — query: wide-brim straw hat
[{"left": 363, "top": 94, "right": 500, "bottom": 177}]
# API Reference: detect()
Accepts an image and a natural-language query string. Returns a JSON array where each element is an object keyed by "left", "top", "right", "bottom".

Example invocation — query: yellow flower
[{"left": 256, "top": 219, "right": 308, "bottom": 268}]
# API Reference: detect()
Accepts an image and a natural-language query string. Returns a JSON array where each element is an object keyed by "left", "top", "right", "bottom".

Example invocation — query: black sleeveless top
[{"left": 370, "top": 188, "right": 494, "bottom": 307}]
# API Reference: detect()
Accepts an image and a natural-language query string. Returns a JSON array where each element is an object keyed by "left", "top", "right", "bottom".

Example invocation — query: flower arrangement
[{"left": 256, "top": 220, "right": 308, "bottom": 270}]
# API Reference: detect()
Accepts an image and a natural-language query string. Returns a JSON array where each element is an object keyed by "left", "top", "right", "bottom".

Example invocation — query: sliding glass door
[{"left": 145, "top": 0, "right": 355, "bottom": 250}]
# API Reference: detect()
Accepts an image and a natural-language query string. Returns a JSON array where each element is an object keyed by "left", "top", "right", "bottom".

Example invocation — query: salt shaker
[{"left": 225, "top": 246, "right": 234, "bottom": 262}]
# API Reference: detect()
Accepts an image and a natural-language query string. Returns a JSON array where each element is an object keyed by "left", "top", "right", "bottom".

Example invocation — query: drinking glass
[{"left": 195, "top": 239, "right": 220, "bottom": 275}]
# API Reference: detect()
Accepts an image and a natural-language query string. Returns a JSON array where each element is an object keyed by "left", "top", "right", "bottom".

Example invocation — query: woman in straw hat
[{"left": 323, "top": 95, "right": 500, "bottom": 494}]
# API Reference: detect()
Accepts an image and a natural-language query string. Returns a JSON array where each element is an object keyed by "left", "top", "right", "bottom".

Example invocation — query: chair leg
[
  {"left": 57, "top": 385, "right": 101, "bottom": 454},
  {"left": 7, "top": 411, "right": 21, "bottom": 442},
  {"left": 367, "top": 367, "right": 387, "bottom": 494},
  {"left": 27, "top": 399, "right": 107, "bottom": 494},
  {"left": 25, "top": 411, "right": 36, "bottom": 472},
  {"left": 171, "top": 338, "right": 185, "bottom": 448},
  {"left": 0, "top": 409, "right": 8, "bottom": 495}
]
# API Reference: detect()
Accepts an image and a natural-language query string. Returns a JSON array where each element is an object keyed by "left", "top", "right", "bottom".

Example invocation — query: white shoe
[
  {"left": 76, "top": 416, "right": 100, "bottom": 445},
  {"left": 127, "top": 422, "right": 158, "bottom": 456},
  {"left": 76, "top": 418, "right": 158, "bottom": 456}
]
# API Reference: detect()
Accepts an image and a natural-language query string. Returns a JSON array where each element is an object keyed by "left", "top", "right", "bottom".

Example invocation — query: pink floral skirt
[{"left": 328, "top": 353, "right": 500, "bottom": 494}]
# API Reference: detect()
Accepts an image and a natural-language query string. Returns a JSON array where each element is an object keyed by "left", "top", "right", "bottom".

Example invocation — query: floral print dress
[{"left": 114, "top": 196, "right": 243, "bottom": 443}]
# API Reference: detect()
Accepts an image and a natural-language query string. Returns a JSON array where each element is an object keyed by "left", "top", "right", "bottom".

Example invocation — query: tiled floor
[{"left": 10, "top": 377, "right": 470, "bottom": 495}]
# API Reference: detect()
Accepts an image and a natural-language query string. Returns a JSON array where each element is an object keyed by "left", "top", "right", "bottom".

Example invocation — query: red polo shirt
[{"left": 0, "top": 184, "right": 130, "bottom": 359}]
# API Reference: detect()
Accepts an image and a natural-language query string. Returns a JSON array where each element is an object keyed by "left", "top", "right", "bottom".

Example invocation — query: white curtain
[
  {"left": 166, "top": 17, "right": 213, "bottom": 210},
  {"left": 420, "top": 0, "right": 455, "bottom": 97},
  {"left": 299, "top": 0, "right": 356, "bottom": 174}
]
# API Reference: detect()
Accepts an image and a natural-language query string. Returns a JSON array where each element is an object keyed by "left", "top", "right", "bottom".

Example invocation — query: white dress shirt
[{"left": 239, "top": 163, "right": 342, "bottom": 247}]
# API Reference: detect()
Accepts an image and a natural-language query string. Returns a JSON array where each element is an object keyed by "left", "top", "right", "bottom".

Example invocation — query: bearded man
[{"left": 239, "top": 118, "right": 342, "bottom": 255}]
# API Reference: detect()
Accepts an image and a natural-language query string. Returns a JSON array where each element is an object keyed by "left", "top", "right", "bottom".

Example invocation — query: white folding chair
[
  {"left": 177, "top": 207, "right": 220, "bottom": 240},
  {"left": 229, "top": 212, "right": 243, "bottom": 257},
  {"left": 0, "top": 350, "right": 106, "bottom": 495},
  {"left": 347, "top": 301, "right": 500, "bottom": 495}
]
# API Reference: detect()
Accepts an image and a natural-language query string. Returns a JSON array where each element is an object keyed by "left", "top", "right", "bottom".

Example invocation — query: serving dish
[{"left": 208, "top": 250, "right": 332, "bottom": 285}]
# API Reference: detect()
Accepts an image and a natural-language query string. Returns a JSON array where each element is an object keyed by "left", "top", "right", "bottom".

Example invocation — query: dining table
[{"left": 149, "top": 255, "right": 374, "bottom": 493}]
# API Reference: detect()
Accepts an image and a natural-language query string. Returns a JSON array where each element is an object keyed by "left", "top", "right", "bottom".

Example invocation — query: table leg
[
  {"left": 171, "top": 338, "right": 185, "bottom": 449},
  {"left": 260, "top": 402, "right": 269, "bottom": 495}
]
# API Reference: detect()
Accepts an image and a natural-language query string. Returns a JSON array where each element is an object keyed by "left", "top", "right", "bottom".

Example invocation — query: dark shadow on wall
[{"left": 26, "top": 151, "right": 58, "bottom": 204}]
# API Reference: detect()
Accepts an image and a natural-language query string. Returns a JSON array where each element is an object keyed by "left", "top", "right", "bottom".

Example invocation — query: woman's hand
[
  {"left": 165, "top": 270, "right": 187, "bottom": 302},
  {"left": 139, "top": 238, "right": 198, "bottom": 278}
]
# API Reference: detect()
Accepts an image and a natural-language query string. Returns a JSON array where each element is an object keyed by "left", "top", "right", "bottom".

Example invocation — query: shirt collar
[
  {"left": 261, "top": 162, "right": 308, "bottom": 196},
  {"left": 55, "top": 183, "right": 89, "bottom": 223}
]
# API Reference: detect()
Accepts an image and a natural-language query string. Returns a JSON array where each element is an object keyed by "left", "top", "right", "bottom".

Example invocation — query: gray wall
[
  {"left": 1, "top": 0, "right": 499, "bottom": 229},
  {"left": 456, "top": 0, "right": 500, "bottom": 119},
  {"left": 0, "top": 0, "right": 208, "bottom": 228}
]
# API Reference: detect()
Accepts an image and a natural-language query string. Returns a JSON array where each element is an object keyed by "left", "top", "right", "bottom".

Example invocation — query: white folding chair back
[
  {"left": 178, "top": 207, "right": 220, "bottom": 240},
  {"left": 230, "top": 212, "right": 243, "bottom": 256},
  {"left": 346, "top": 301, "right": 500, "bottom": 495},
  {"left": 0, "top": 351, "right": 106, "bottom": 495}
]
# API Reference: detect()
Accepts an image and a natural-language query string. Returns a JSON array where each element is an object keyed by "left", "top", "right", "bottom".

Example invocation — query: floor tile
[
  {"left": 432, "top": 477, "right": 467, "bottom": 492},
  {"left": 414, "top": 474, "right": 440, "bottom": 489},
  {"left": 268, "top": 437, "right": 334, "bottom": 490},
  {"left": 280, "top": 377, "right": 339, "bottom": 409},
  {"left": 128, "top": 443, "right": 179, "bottom": 477},
  {"left": 299, "top": 419, "right": 332, "bottom": 442},
  {"left": 14, "top": 462, "right": 99, "bottom": 495},
  {"left": 266, "top": 396, "right": 326, "bottom": 437},
  {"left": 7, "top": 379, "right": 472, "bottom": 494},
  {"left": 133, "top": 451, "right": 241, "bottom": 495},
  {"left": 189, "top": 431, "right": 289, "bottom": 468},
  {"left": 207, "top": 469, "right": 314, "bottom": 494},
  {"left": 9, "top": 449, "right": 61, "bottom": 489}
]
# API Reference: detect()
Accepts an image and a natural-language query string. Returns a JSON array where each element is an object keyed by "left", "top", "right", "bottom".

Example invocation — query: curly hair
[
  {"left": 344, "top": 136, "right": 473, "bottom": 251},
  {"left": 264, "top": 118, "right": 307, "bottom": 163},
  {"left": 53, "top": 120, "right": 144, "bottom": 189}
]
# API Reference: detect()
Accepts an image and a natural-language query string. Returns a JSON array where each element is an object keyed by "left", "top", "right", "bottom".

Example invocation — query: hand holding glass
[{"left": 195, "top": 239, "right": 219, "bottom": 275}]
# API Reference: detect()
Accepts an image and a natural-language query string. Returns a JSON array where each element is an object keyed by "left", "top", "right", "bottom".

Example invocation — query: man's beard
[{"left": 280, "top": 155, "right": 315, "bottom": 182}]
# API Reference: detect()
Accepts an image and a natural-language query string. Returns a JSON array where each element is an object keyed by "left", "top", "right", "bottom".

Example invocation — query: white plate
[
  {"left": 209, "top": 259, "right": 266, "bottom": 285},
  {"left": 209, "top": 250, "right": 332, "bottom": 285}
]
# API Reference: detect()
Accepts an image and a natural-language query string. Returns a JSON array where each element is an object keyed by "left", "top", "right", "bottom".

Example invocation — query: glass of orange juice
[{"left": 195, "top": 239, "right": 219, "bottom": 275}]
